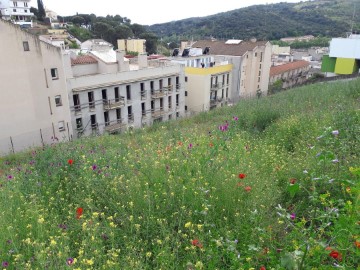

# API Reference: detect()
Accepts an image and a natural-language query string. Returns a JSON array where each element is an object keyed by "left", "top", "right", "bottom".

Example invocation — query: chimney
[
  {"left": 116, "top": 50, "right": 129, "bottom": 72},
  {"left": 138, "top": 53, "right": 148, "bottom": 69}
]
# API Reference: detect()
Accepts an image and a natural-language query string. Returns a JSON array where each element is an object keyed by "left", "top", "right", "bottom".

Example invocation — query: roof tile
[{"left": 270, "top": 60, "right": 310, "bottom": 76}]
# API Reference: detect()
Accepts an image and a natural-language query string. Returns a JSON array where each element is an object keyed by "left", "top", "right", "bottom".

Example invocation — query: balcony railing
[
  {"left": 91, "top": 123, "right": 98, "bottom": 130},
  {"left": 210, "top": 97, "right": 223, "bottom": 106},
  {"left": 176, "top": 84, "right": 181, "bottom": 91},
  {"left": 128, "top": 113, "right": 134, "bottom": 123},
  {"left": 140, "top": 91, "right": 147, "bottom": 100},
  {"left": 211, "top": 82, "right": 224, "bottom": 91},
  {"left": 103, "top": 98, "right": 125, "bottom": 110},
  {"left": 151, "top": 107, "right": 166, "bottom": 118},
  {"left": 104, "top": 119, "right": 127, "bottom": 133},
  {"left": 151, "top": 89, "right": 167, "bottom": 99}
]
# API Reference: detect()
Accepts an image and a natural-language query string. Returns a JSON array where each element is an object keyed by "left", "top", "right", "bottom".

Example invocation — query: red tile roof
[
  {"left": 270, "top": 60, "right": 310, "bottom": 76},
  {"left": 71, "top": 55, "right": 98, "bottom": 66},
  {"left": 192, "top": 40, "right": 269, "bottom": 56}
]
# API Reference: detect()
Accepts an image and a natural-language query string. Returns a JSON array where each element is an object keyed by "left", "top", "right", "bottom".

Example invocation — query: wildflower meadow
[{"left": 0, "top": 79, "right": 359, "bottom": 269}]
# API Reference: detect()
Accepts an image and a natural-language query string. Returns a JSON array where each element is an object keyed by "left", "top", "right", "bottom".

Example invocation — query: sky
[{"left": 34, "top": 0, "right": 302, "bottom": 25}]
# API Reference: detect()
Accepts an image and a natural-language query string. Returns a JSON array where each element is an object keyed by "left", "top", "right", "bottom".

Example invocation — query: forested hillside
[{"left": 149, "top": 0, "right": 360, "bottom": 41}]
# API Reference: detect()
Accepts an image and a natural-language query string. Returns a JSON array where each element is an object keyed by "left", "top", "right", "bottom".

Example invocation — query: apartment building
[
  {"left": 0, "top": 19, "right": 73, "bottom": 154},
  {"left": 192, "top": 39, "right": 272, "bottom": 101},
  {"left": 64, "top": 50, "right": 186, "bottom": 137},
  {"left": 0, "top": 0, "right": 33, "bottom": 27},
  {"left": 171, "top": 52, "right": 232, "bottom": 113}
]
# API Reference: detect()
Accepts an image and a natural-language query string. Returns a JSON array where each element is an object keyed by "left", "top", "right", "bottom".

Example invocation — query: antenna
[{"left": 350, "top": 3, "right": 356, "bottom": 33}]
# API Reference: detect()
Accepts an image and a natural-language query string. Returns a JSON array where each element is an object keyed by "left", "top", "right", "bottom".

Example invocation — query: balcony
[
  {"left": 104, "top": 119, "right": 126, "bottom": 133},
  {"left": 151, "top": 107, "right": 166, "bottom": 118},
  {"left": 210, "top": 97, "right": 223, "bottom": 106},
  {"left": 128, "top": 113, "right": 134, "bottom": 123},
  {"left": 176, "top": 84, "right": 181, "bottom": 92},
  {"left": 103, "top": 98, "right": 125, "bottom": 110},
  {"left": 211, "top": 83, "right": 224, "bottom": 91},
  {"left": 140, "top": 91, "right": 147, "bottom": 100},
  {"left": 151, "top": 89, "right": 167, "bottom": 99},
  {"left": 73, "top": 105, "right": 82, "bottom": 115}
]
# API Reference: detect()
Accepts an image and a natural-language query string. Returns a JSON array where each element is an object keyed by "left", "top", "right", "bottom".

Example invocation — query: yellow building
[{"left": 117, "top": 39, "right": 146, "bottom": 54}]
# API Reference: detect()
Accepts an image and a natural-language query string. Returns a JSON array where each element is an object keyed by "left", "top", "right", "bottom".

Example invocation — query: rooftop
[
  {"left": 71, "top": 55, "right": 98, "bottom": 66},
  {"left": 192, "top": 40, "right": 269, "bottom": 56},
  {"left": 270, "top": 60, "right": 310, "bottom": 76}
]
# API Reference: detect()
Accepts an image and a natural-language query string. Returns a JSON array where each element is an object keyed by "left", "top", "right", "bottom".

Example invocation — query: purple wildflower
[
  {"left": 7, "top": 175, "right": 13, "bottom": 180},
  {"left": 290, "top": 213, "right": 296, "bottom": 220},
  {"left": 92, "top": 164, "right": 97, "bottom": 170},
  {"left": 66, "top": 258, "right": 74, "bottom": 266},
  {"left": 2, "top": 261, "right": 9, "bottom": 268},
  {"left": 188, "top": 143, "right": 193, "bottom": 149},
  {"left": 332, "top": 130, "right": 339, "bottom": 136},
  {"left": 233, "top": 116, "right": 239, "bottom": 121}
]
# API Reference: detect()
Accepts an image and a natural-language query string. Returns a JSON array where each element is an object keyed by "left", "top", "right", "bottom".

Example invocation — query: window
[
  {"left": 58, "top": 121, "right": 65, "bottom": 132},
  {"left": 185, "top": 76, "right": 188, "bottom": 82},
  {"left": 50, "top": 68, "right": 58, "bottom": 80},
  {"left": 23, "top": 41, "right": 29, "bottom": 51},
  {"left": 260, "top": 52, "right": 263, "bottom": 62},
  {"left": 126, "top": 85, "right": 131, "bottom": 100},
  {"left": 55, "top": 95, "right": 62, "bottom": 107},
  {"left": 259, "top": 64, "right": 262, "bottom": 69},
  {"left": 176, "top": 94, "right": 179, "bottom": 106},
  {"left": 141, "top": 103, "right": 146, "bottom": 116},
  {"left": 259, "top": 71, "right": 261, "bottom": 76},
  {"left": 226, "top": 88, "right": 229, "bottom": 98},
  {"left": 24, "top": 9, "right": 27, "bottom": 13},
  {"left": 76, "top": 118, "right": 83, "bottom": 129},
  {"left": 150, "top": 81, "right": 154, "bottom": 91},
  {"left": 258, "top": 77, "right": 261, "bottom": 82},
  {"left": 227, "top": 74, "right": 230, "bottom": 84},
  {"left": 116, "top": 109, "right": 121, "bottom": 121},
  {"left": 13, "top": 9, "right": 16, "bottom": 12},
  {"left": 255, "top": 52, "right": 257, "bottom": 57},
  {"left": 90, "top": 115, "right": 97, "bottom": 130},
  {"left": 73, "top": 94, "right": 81, "bottom": 112},
  {"left": 24, "top": 2, "right": 28, "bottom": 7},
  {"left": 159, "top": 79, "right": 163, "bottom": 90},
  {"left": 176, "top": 112, "right": 180, "bottom": 118},
  {"left": 168, "top": 96, "right": 172, "bottom": 108},
  {"left": 13, "top": 2, "right": 17, "bottom": 7},
  {"left": 102, "top": 89, "right": 107, "bottom": 102},
  {"left": 185, "top": 105, "right": 188, "bottom": 111},
  {"left": 128, "top": 106, "right": 133, "bottom": 122},
  {"left": 168, "top": 78, "right": 172, "bottom": 85},
  {"left": 104, "top": 111, "right": 110, "bottom": 126},
  {"left": 88, "top": 91, "right": 95, "bottom": 110},
  {"left": 185, "top": 91, "right": 188, "bottom": 97},
  {"left": 114, "top": 87, "right": 119, "bottom": 102}
]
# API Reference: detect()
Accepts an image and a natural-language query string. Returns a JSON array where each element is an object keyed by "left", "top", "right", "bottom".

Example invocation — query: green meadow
[{"left": 0, "top": 79, "right": 359, "bottom": 270}]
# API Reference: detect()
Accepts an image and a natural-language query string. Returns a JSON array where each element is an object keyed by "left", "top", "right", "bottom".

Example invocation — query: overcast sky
[{"left": 34, "top": 0, "right": 302, "bottom": 25}]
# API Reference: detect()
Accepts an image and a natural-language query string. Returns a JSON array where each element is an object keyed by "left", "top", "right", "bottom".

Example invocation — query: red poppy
[
  {"left": 68, "top": 159, "right": 74, "bottom": 165},
  {"left": 289, "top": 178, "right": 296, "bottom": 185},
  {"left": 260, "top": 267, "right": 266, "bottom": 270},
  {"left": 244, "top": 186, "right": 252, "bottom": 192},
  {"left": 76, "top": 207, "right": 83, "bottom": 219},
  {"left": 238, "top": 173, "right": 246, "bottom": 179},
  {"left": 329, "top": 250, "right": 342, "bottom": 261},
  {"left": 191, "top": 239, "right": 203, "bottom": 248},
  {"left": 209, "top": 142, "right": 214, "bottom": 147},
  {"left": 355, "top": 241, "right": 360, "bottom": 248}
]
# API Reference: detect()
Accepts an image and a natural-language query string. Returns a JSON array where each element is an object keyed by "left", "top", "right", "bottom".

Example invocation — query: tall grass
[{"left": 0, "top": 79, "right": 359, "bottom": 269}]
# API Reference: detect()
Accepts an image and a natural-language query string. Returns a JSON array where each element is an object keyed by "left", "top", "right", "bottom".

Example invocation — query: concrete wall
[
  {"left": 0, "top": 19, "right": 73, "bottom": 155},
  {"left": 72, "top": 63, "right": 98, "bottom": 77}
]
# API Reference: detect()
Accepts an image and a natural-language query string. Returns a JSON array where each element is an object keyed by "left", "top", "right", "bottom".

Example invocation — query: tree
[
  {"left": 93, "top": 22, "right": 112, "bottom": 39},
  {"left": 140, "top": 32, "right": 158, "bottom": 54},
  {"left": 71, "top": 16, "right": 85, "bottom": 26},
  {"left": 37, "top": 0, "right": 46, "bottom": 21}
]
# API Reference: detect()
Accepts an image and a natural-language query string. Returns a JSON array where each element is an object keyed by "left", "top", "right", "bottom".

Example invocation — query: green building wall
[{"left": 321, "top": 55, "right": 336, "bottom": 72}]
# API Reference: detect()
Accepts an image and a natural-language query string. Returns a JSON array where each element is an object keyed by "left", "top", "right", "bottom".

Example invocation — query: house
[
  {"left": 269, "top": 60, "right": 310, "bottom": 90},
  {"left": 0, "top": 0, "right": 33, "bottom": 27},
  {"left": 171, "top": 51, "right": 232, "bottom": 113},
  {"left": 0, "top": 19, "right": 73, "bottom": 154},
  {"left": 81, "top": 39, "right": 114, "bottom": 52},
  {"left": 321, "top": 34, "right": 360, "bottom": 75},
  {"left": 191, "top": 39, "right": 272, "bottom": 101}
]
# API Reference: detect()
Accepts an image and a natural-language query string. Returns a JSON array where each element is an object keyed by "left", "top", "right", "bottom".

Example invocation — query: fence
[{"left": 0, "top": 125, "right": 71, "bottom": 156}]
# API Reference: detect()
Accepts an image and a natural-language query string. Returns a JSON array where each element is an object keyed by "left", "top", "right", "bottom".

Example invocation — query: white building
[
  {"left": 0, "top": 0, "right": 33, "bottom": 27},
  {"left": 0, "top": 19, "right": 73, "bottom": 155},
  {"left": 65, "top": 51, "right": 186, "bottom": 137}
]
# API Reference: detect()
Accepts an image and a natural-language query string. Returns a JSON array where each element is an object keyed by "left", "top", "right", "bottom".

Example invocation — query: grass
[{"left": 0, "top": 79, "right": 359, "bottom": 270}]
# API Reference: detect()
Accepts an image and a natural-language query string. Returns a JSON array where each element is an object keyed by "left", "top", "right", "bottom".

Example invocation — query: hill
[
  {"left": 149, "top": 0, "right": 360, "bottom": 41},
  {"left": 0, "top": 80, "right": 359, "bottom": 269}
]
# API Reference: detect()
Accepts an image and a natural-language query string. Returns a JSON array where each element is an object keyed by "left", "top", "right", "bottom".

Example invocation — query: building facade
[
  {"left": 171, "top": 54, "right": 232, "bottom": 113},
  {"left": 0, "top": 0, "right": 33, "bottom": 27},
  {"left": 117, "top": 39, "right": 146, "bottom": 54},
  {"left": 269, "top": 60, "right": 310, "bottom": 89},
  {"left": 0, "top": 19, "right": 73, "bottom": 155},
  {"left": 65, "top": 51, "right": 186, "bottom": 137},
  {"left": 192, "top": 39, "right": 272, "bottom": 101},
  {"left": 322, "top": 34, "right": 360, "bottom": 75}
]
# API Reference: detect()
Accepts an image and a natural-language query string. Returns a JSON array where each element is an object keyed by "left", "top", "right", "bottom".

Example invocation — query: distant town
[{"left": 1, "top": 0, "right": 359, "bottom": 155}]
